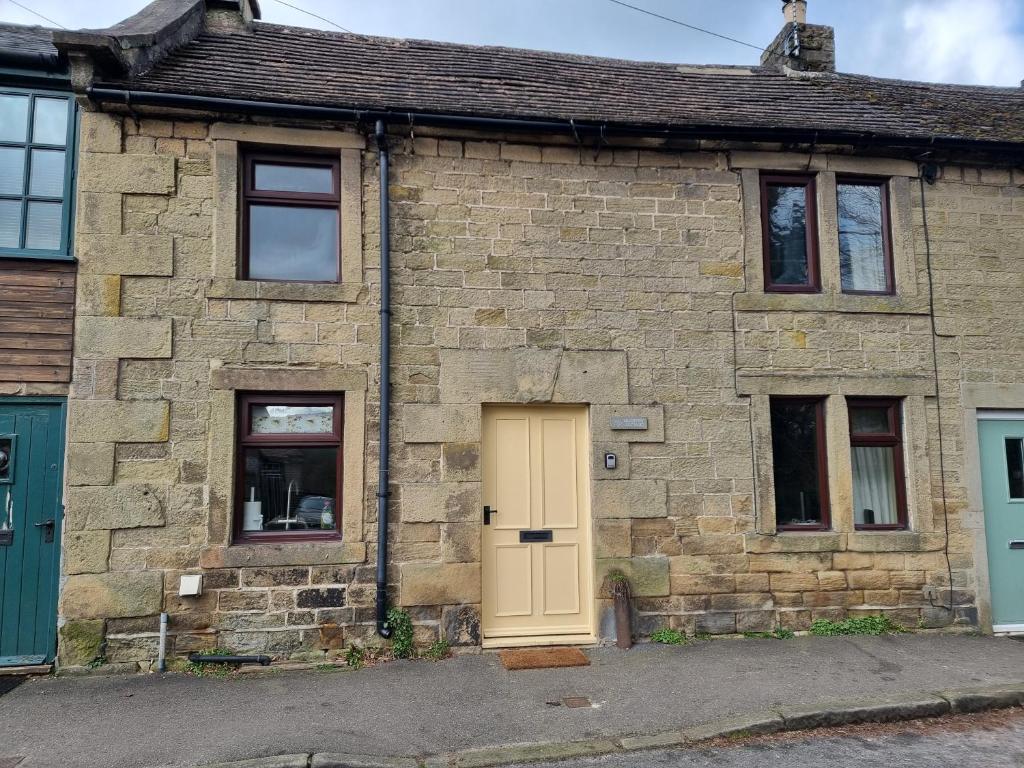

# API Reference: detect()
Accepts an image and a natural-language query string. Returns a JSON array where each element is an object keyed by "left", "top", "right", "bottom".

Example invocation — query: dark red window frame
[
  {"left": 760, "top": 173, "right": 821, "bottom": 293},
  {"left": 771, "top": 396, "right": 831, "bottom": 532},
  {"left": 847, "top": 397, "right": 908, "bottom": 531},
  {"left": 234, "top": 392, "right": 344, "bottom": 543},
  {"left": 836, "top": 176, "right": 895, "bottom": 296},
  {"left": 240, "top": 151, "right": 342, "bottom": 283}
]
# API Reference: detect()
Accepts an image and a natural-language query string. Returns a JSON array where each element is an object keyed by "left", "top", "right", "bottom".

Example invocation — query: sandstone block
[
  {"left": 847, "top": 571, "right": 891, "bottom": 590},
  {"left": 69, "top": 400, "right": 169, "bottom": 443},
  {"left": 817, "top": 571, "right": 848, "bottom": 591},
  {"left": 76, "top": 275, "right": 121, "bottom": 316},
  {"left": 402, "top": 482, "right": 479, "bottom": 523},
  {"left": 593, "top": 480, "right": 667, "bottom": 518},
  {"left": 671, "top": 574, "right": 735, "bottom": 595},
  {"left": 442, "top": 604, "right": 481, "bottom": 646},
  {"left": 57, "top": 619, "right": 105, "bottom": 666},
  {"left": 769, "top": 573, "right": 819, "bottom": 592},
  {"left": 77, "top": 317, "right": 173, "bottom": 359},
  {"left": 399, "top": 562, "right": 481, "bottom": 605},
  {"left": 595, "top": 519, "right": 631, "bottom": 558},
  {"left": 61, "top": 571, "right": 163, "bottom": 619},
  {"left": 749, "top": 553, "right": 831, "bottom": 573},
  {"left": 65, "top": 485, "right": 166, "bottom": 530},
  {"left": 79, "top": 112, "right": 122, "bottom": 153},
  {"left": 67, "top": 442, "right": 115, "bottom": 486},
  {"left": 552, "top": 351, "right": 629, "bottom": 404},
  {"left": 442, "top": 443, "right": 480, "bottom": 482},
  {"left": 77, "top": 192, "right": 122, "bottom": 235},
  {"left": 403, "top": 404, "right": 481, "bottom": 442},
  {"left": 441, "top": 522, "right": 481, "bottom": 563},
  {"left": 77, "top": 233, "right": 173, "bottom": 276},
  {"left": 597, "top": 556, "right": 670, "bottom": 597},
  {"left": 64, "top": 530, "right": 111, "bottom": 574},
  {"left": 79, "top": 152, "right": 175, "bottom": 194}
]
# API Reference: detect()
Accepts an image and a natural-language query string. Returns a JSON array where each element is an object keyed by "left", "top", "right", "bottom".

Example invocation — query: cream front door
[{"left": 481, "top": 405, "right": 594, "bottom": 646}]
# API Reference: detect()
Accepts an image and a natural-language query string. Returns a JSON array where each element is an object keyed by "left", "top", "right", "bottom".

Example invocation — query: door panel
[
  {"left": 482, "top": 405, "right": 593, "bottom": 643},
  {"left": 0, "top": 399, "right": 65, "bottom": 666},
  {"left": 979, "top": 418, "right": 1024, "bottom": 629}
]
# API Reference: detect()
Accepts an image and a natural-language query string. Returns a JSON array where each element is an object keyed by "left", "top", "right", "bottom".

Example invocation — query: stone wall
[{"left": 59, "top": 108, "right": 1024, "bottom": 666}]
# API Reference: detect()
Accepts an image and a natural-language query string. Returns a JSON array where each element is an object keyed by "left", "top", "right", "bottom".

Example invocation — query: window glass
[
  {"left": 254, "top": 162, "right": 333, "bottom": 194},
  {"left": 850, "top": 404, "right": 890, "bottom": 435},
  {"left": 250, "top": 404, "right": 334, "bottom": 434},
  {"left": 0, "top": 94, "right": 28, "bottom": 142},
  {"left": 28, "top": 149, "right": 65, "bottom": 197},
  {"left": 838, "top": 183, "right": 889, "bottom": 293},
  {"left": 0, "top": 91, "right": 72, "bottom": 255},
  {"left": 766, "top": 183, "right": 810, "bottom": 287},
  {"left": 31, "top": 97, "right": 68, "bottom": 145},
  {"left": 248, "top": 205, "right": 338, "bottom": 282},
  {"left": 0, "top": 200, "right": 20, "bottom": 248},
  {"left": 1006, "top": 438, "right": 1024, "bottom": 500},
  {"left": 852, "top": 445, "right": 899, "bottom": 526},
  {"left": 241, "top": 446, "right": 338, "bottom": 532},
  {"left": 770, "top": 398, "right": 827, "bottom": 528},
  {"left": 848, "top": 399, "right": 906, "bottom": 529},
  {"left": 25, "top": 202, "right": 62, "bottom": 250},
  {"left": 237, "top": 394, "right": 343, "bottom": 538},
  {"left": 0, "top": 147, "right": 24, "bottom": 195}
]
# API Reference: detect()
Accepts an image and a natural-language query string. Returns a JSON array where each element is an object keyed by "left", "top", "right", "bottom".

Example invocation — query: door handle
[
  {"left": 34, "top": 518, "right": 55, "bottom": 543},
  {"left": 483, "top": 506, "right": 497, "bottom": 525}
]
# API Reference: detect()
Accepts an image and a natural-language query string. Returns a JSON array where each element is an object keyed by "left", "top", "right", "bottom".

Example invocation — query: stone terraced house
[{"left": 3, "top": 0, "right": 1022, "bottom": 670}]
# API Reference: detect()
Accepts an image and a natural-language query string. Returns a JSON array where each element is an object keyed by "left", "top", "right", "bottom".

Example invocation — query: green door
[
  {"left": 980, "top": 417, "right": 1024, "bottom": 631},
  {"left": 0, "top": 398, "right": 65, "bottom": 666}
]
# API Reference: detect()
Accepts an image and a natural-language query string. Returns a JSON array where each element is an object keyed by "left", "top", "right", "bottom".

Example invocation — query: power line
[
  {"left": 266, "top": 0, "right": 352, "bottom": 33},
  {"left": 5, "top": 0, "right": 67, "bottom": 29},
  {"left": 605, "top": 0, "right": 769, "bottom": 56}
]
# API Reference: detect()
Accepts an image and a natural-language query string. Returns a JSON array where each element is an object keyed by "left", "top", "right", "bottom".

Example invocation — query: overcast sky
[{"left": 2, "top": 0, "right": 1022, "bottom": 86}]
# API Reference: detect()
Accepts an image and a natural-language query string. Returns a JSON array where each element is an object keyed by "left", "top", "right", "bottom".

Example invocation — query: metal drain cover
[{"left": 563, "top": 696, "right": 592, "bottom": 708}]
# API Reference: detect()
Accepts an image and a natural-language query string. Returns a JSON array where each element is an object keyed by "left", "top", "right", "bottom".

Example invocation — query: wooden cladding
[{"left": 0, "top": 259, "right": 75, "bottom": 383}]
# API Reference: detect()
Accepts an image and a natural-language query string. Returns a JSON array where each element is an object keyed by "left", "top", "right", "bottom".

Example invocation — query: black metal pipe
[
  {"left": 375, "top": 119, "right": 393, "bottom": 639},
  {"left": 187, "top": 653, "right": 271, "bottom": 666},
  {"left": 84, "top": 86, "right": 1024, "bottom": 155}
]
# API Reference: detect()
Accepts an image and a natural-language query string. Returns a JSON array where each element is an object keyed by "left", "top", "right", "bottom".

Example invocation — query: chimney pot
[{"left": 783, "top": 0, "right": 808, "bottom": 25}]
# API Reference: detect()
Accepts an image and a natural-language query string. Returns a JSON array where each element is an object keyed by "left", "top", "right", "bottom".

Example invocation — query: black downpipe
[{"left": 375, "top": 120, "right": 393, "bottom": 639}]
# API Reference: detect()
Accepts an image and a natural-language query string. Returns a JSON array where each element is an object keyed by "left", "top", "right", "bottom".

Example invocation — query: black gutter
[
  {"left": 0, "top": 49, "right": 63, "bottom": 71},
  {"left": 86, "top": 85, "right": 1024, "bottom": 155},
  {"left": 374, "top": 119, "right": 393, "bottom": 639}
]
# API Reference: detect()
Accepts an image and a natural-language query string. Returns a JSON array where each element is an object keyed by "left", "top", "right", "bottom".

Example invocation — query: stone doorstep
[
  {"left": 198, "top": 682, "right": 1024, "bottom": 768},
  {"left": 0, "top": 665, "right": 52, "bottom": 677}
]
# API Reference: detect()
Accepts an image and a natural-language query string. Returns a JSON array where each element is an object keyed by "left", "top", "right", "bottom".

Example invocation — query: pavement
[{"left": 2, "top": 634, "right": 1024, "bottom": 768}]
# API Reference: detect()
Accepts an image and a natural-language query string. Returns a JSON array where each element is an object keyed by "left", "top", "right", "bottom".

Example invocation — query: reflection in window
[
  {"left": 243, "top": 153, "right": 341, "bottom": 282},
  {"left": 838, "top": 181, "right": 892, "bottom": 294},
  {"left": 1006, "top": 438, "right": 1024, "bottom": 500},
  {"left": 770, "top": 398, "right": 829, "bottom": 529},
  {"left": 761, "top": 175, "right": 818, "bottom": 292}
]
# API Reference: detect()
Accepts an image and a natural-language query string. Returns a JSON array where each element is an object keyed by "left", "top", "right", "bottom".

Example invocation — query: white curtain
[{"left": 851, "top": 446, "right": 898, "bottom": 525}]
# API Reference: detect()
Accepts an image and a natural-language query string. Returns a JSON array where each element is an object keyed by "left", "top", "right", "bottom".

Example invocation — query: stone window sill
[
  {"left": 745, "top": 532, "right": 844, "bottom": 554},
  {"left": 734, "top": 292, "right": 929, "bottom": 315},
  {"left": 207, "top": 278, "right": 364, "bottom": 303},
  {"left": 846, "top": 531, "right": 945, "bottom": 553},
  {"left": 199, "top": 541, "right": 366, "bottom": 568}
]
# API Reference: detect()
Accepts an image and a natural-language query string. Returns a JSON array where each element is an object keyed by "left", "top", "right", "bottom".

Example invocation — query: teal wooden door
[
  {"left": 0, "top": 398, "right": 65, "bottom": 666},
  {"left": 980, "top": 417, "right": 1024, "bottom": 631}
]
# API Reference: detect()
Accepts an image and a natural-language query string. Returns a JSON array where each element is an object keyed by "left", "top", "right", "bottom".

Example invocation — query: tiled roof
[
  {"left": 0, "top": 23, "right": 58, "bottom": 57},
  {"left": 111, "top": 22, "right": 1024, "bottom": 146}
]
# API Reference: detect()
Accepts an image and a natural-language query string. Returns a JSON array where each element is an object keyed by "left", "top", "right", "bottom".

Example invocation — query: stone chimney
[{"left": 761, "top": 0, "right": 835, "bottom": 73}]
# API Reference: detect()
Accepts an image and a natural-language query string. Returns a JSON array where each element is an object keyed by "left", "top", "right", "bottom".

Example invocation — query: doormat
[{"left": 499, "top": 647, "right": 590, "bottom": 670}]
